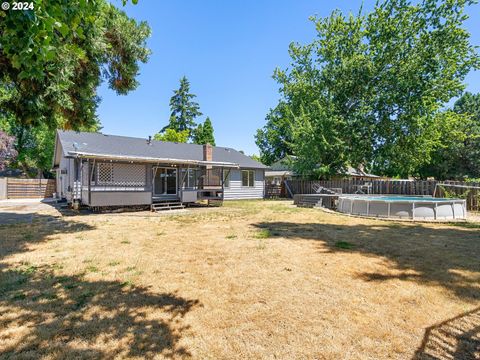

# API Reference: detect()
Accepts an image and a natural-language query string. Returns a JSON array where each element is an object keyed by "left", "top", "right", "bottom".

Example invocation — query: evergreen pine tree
[
  {"left": 193, "top": 117, "right": 215, "bottom": 145},
  {"left": 162, "top": 76, "right": 202, "bottom": 137}
]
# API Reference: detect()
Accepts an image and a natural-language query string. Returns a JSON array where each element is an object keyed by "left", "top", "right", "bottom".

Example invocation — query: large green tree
[
  {"left": 0, "top": 0, "right": 150, "bottom": 130},
  {"left": 420, "top": 92, "right": 480, "bottom": 179},
  {"left": 255, "top": 101, "right": 293, "bottom": 165},
  {"left": 0, "top": 0, "right": 151, "bottom": 175},
  {"left": 256, "top": 0, "right": 479, "bottom": 178},
  {"left": 193, "top": 117, "right": 215, "bottom": 145},
  {"left": 161, "top": 76, "right": 202, "bottom": 137},
  {"left": 153, "top": 128, "right": 189, "bottom": 143}
]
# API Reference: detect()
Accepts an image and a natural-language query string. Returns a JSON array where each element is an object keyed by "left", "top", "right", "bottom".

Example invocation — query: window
[
  {"left": 242, "top": 170, "right": 255, "bottom": 187},
  {"left": 189, "top": 169, "right": 198, "bottom": 188},
  {"left": 182, "top": 168, "right": 198, "bottom": 188}
]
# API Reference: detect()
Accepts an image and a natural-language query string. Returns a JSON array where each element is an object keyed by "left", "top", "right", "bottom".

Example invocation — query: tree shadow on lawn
[
  {"left": 0, "top": 265, "right": 199, "bottom": 359},
  {"left": 253, "top": 221, "right": 480, "bottom": 301},
  {"left": 0, "top": 213, "right": 200, "bottom": 358},
  {"left": 0, "top": 212, "right": 93, "bottom": 264},
  {"left": 413, "top": 306, "right": 480, "bottom": 360}
]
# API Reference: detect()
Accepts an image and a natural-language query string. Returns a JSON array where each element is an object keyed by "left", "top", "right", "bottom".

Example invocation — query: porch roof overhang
[{"left": 67, "top": 151, "right": 240, "bottom": 168}]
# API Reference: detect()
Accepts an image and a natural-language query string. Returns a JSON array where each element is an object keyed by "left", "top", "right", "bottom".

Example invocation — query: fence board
[{"left": 5, "top": 178, "right": 56, "bottom": 199}]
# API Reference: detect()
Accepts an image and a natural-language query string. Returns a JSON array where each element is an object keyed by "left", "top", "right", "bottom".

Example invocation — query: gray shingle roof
[{"left": 56, "top": 130, "right": 266, "bottom": 169}]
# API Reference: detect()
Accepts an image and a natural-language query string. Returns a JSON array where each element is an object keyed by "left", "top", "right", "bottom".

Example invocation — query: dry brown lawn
[{"left": 0, "top": 200, "right": 479, "bottom": 359}]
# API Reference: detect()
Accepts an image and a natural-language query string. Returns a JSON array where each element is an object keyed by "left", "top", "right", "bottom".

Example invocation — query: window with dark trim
[{"left": 242, "top": 170, "right": 255, "bottom": 187}]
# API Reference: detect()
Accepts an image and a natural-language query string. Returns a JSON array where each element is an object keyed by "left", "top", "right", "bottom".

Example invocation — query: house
[
  {"left": 342, "top": 166, "right": 382, "bottom": 180},
  {"left": 265, "top": 156, "right": 297, "bottom": 185},
  {"left": 52, "top": 130, "right": 266, "bottom": 208}
]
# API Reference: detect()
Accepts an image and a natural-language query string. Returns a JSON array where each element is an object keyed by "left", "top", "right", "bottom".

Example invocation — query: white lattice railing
[{"left": 80, "top": 161, "right": 149, "bottom": 192}]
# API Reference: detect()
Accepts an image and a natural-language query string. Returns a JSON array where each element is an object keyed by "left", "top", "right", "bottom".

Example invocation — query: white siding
[
  {"left": 223, "top": 169, "right": 264, "bottom": 200},
  {"left": 58, "top": 155, "right": 70, "bottom": 200}
]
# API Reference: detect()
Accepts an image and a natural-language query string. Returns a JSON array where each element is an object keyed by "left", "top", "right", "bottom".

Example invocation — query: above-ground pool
[{"left": 337, "top": 195, "right": 467, "bottom": 220}]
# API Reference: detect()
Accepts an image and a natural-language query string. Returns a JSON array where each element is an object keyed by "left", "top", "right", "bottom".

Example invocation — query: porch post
[
  {"left": 87, "top": 158, "right": 91, "bottom": 205},
  {"left": 78, "top": 159, "right": 82, "bottom": 203},
  {"left": 221, "top": 167, "right": 225, "bottom": 201},
  {"left": 178, "top": 165, "right": 182, "bottom": 201}
]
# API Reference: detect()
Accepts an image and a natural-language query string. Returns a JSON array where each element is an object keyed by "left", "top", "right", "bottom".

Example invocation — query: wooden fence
[
  {"left": 265, "top": 183, "right": 288, "bottom": 199},
  {"left": 435, "top": 181, "right": 480, "bottom": 212},
  {"left": 284, "top": 179, "right": 480, "bottom": 211},
  {"left": 3, "top": 178, "right": 56, "bottom": 199}
]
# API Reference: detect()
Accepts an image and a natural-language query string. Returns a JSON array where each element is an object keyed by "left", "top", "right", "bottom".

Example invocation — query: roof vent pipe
[{"left": 147, "top": 136, "right": 152, "bottom": 145}]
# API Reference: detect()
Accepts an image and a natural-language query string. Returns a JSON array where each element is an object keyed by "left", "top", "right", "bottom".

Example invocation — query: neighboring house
[
  {"left": 265, "top": 156, "right": 297, "bottom": 185},
  {"left": 53, "top": 130, "right": 266, "bottom": 208},
  {"left": 342, "top": 167, "right": 382, "bottom": 180}
]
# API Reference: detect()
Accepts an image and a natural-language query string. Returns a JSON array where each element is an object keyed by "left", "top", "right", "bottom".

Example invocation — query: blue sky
[{"left": 98, "top": 0, "right": 480, "bottom": 155}]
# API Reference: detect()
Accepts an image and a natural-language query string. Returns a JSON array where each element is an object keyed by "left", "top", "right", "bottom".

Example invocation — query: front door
[{"left": 153, "top": 167, "right": 177, "bottom": 196}]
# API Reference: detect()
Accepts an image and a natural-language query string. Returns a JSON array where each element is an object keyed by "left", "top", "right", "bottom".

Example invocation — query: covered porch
[
  {"left": 152, "top": 165, "right": 233, "bottom": 204},
  {"left": 68, "top": 150, "right": 238, "bottom": 208}
]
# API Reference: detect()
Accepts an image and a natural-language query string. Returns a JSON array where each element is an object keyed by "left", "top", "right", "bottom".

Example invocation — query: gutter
[{"left": 67, "top": 151, "right": 240, "bottom": 168}]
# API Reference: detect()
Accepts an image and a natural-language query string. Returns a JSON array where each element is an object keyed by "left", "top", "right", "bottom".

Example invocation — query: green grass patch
[
  {"left": 11, "top": 292, "right": 26, "bottom": 301},
  {"left": 449, "top": 222, "right": 480, "bottom": 229},
  {"left": 75, "top": 290, "right": 94, "bottom": 309},
  {"left": 120, "top": 280, "right": 135, "bottom": 288},
  {"left": 225, "top": 234, "right": 237, "bottom": 239},
  {"left": 255, "top": 229, "right": 271, "bottom": 239},
  {"left": 56, "top": 276, "right": 70, "bottom": 283},
  {"left": 20, "top": 265, "right": 37, "bottom": 276},
  {"left": 63, "top": 283, "right": 79, "bottom": 290},
  {"left": 121, "top": 240, "right": 130, "bottom": 244},
  {"left": 86, "top": 265, "right": 99, "bottom": 273},
  {"left": 335, "top": 241, "right": 355, "bottom": 249}
]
